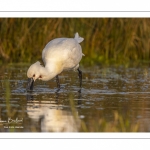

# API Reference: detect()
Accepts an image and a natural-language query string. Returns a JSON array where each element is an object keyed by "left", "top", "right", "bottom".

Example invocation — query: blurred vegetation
[
  {"left": 1, "top": 18, "right": 150, "bottom": 65},
  {"left": 80, "top": 111, "right": 139, "bottom": 132},
  {"left": 69, "top": 93, "right": 139, "bottom": 132}
]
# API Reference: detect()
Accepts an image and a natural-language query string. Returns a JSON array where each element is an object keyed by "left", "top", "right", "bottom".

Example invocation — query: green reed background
[{"left": 1, "top": 18, "right": 150, "bottom": 65}]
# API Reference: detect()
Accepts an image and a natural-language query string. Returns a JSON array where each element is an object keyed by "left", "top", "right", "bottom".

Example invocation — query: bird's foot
[
  {"left": 55, "top": 88, "right": 60, "bottom": 93},
  {"left": 78, "top": 88, "right": 81, "bottom": 93}
]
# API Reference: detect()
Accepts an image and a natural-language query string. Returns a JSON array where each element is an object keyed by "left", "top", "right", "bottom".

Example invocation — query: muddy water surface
[{"left": 1, "top": 64, "right": 150, "bottom": 132}]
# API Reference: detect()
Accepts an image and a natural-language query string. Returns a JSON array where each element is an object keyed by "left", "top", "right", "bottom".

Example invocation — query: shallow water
[{"left": 1, "top": 64, "right": 150, "bottom": 132}]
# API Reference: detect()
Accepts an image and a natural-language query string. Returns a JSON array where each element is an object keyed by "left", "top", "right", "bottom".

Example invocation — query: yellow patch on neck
[{"left": 54, "top": 61, "right": 64, "bottom": 74}]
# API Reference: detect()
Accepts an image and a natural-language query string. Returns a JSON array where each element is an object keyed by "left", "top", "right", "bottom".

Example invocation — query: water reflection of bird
[
  {"left": 27, "top": 33, "right": 84, "bottom": 92},
  {"left": 27, "top": 101, "right": 81, "bottom": 132}
]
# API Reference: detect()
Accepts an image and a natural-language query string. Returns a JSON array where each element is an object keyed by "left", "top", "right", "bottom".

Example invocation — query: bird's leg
[
  {"left": 77, "top": 68, "right": 82, "bottom": 92},
  {"left": 56, "top": 75, "right": 60, "bottom": 92}
]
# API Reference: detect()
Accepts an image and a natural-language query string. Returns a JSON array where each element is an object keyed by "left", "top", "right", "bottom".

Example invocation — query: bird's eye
[
  {"left": 33, "top": 74, "right": 35, "bottom": 77},
  {"left": 39, "top": 75, "right": 42, "bottom": 78}
]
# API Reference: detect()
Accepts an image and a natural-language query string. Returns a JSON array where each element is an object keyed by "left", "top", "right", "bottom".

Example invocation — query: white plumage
[{"left": 27, "top": 32, "right": 84, "bottom": 91}]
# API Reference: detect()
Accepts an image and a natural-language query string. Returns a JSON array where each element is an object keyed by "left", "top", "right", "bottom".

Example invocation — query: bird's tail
[{"left": 74, "top": 32, "right": 84, "bottom": 43}]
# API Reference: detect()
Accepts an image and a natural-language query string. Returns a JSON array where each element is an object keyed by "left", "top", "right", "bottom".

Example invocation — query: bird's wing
[
  {"left": 42, "top": 35, "right": 84, "bottom": 69},
  {"left": 42, "top": 38, "right": 66, "bottom": 65}
]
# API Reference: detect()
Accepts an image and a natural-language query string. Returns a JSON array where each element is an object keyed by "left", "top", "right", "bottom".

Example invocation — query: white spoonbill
[{"left": 27, "top": 32, "right": 84, "bottom": 91}]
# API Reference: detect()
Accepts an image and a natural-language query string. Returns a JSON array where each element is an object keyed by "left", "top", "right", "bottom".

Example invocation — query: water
[{"left": 1, "top": 64, "right": 150, "bottom": 132}]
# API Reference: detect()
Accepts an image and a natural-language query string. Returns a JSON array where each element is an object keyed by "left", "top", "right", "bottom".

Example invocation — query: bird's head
[{"left": 26, "top": 61, "right": 43, "bottom": 91}]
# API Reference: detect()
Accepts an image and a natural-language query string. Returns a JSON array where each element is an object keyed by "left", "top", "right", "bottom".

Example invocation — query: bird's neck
[{"left": 41, "top": 61, "right": 63, "bottom": 81}]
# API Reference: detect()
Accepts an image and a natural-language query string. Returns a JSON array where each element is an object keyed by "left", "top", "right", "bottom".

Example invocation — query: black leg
[
  {"left": 56, "top": 75, "right": 60, "bottom": 89},
  {"left": 77, "top": 68, "right": 82, "bottom": 89}
]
